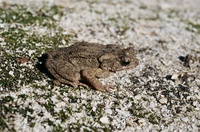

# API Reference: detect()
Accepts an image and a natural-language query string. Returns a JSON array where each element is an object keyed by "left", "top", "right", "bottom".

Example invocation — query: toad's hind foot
[{"left": 104, "top": 85, "right": 115, "bottom": 92}]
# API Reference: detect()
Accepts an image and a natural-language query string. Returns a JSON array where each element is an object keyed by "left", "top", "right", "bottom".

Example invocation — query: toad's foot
[{"left": 104, "top": 85, "right": 115, "bottom": 92}]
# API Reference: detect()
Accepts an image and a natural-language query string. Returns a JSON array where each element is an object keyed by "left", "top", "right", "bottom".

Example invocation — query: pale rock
[
  {"left": 159, "top": 97, "right": 167, "bottom": 104},
  {"left": 100, "top": 116, "right": 109, "bottom": 124}
]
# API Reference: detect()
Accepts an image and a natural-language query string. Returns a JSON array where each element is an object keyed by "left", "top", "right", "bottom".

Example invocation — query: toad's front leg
[{"left": 81, "top": 68, "right": 114, "bottom": 91}]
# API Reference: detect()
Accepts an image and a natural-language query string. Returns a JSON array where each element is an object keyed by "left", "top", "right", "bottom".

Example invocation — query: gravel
[{"left": 0, "top": 0, "right": 200, "bottom": 131}]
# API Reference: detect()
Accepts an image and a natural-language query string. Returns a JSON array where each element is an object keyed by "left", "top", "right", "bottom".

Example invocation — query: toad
[{"left": 45, "top": 42, "right": 139, "bottom": 91}]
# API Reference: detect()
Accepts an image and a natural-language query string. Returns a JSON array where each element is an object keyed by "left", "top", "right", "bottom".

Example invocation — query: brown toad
[{"left": 45, "top": 42, "right": 139, "bottom": 91}]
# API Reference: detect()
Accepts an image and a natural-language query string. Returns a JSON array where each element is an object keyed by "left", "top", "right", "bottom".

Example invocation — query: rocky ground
[{"left": 0, "top": 0, "right": 200, "bottom": 131}]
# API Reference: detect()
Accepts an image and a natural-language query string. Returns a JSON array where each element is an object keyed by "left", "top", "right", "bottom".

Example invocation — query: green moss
[
  {"left": 0, "top": 116, "right": 9, "bottom": 131},
  {"left": 41, "top": 118, "right": 54, "bottom": 126},
  {"left": 43, "top": 100, "right": 56, "bottom": 115},
  {"left": 1, "top": 27, "right": 72, "bottom": 56},
  {"left": 140, "top": 5, "right": 147, "bottom": 9},
  {"left": 186, "top": 21, "right": 200, "bottom": 34},
  {"left": 0, "top": 4, "right": 63, "bottom": 27},
  {"left": 22, "top": 106, "right": 34, "bottom": 116},
  {"left": 1, "top": 95, "right": 14, "bottom": 103},
  {"left": 0, "top": 5, "right": 72, "bottom": 92},
  {"left": 0, "top": 26, "right": 73, "bottom": 91},
  {"left": 58, "top": 109, "right": 70, "bottom": 122},
  {"left": 148, "top": 113, "right": 161, "bottom": 124},
  {"left": 167, "top": 9, "right": 178, "bottom": 18},
  {"left": 18, "top": 94, "right": 28, "bottom": 99},
  {"left": 52, "top": 124, "right": 65, "bottom": 132},
  {"left": 65, "top": 106, "right": 73, "bottom": 115},
  {"left": 128, "top": 102, "right": 161, "bottom": 124},
  {"left": 29, "top": 122, "right": 36, "bottom": 128},
  {"left": 189, "top": 22, "right": 200, "bottom": 30},
  {"left": 187, "top": 107, "right": 193, "bottom": 112},
  {"left": 0, "top": 96, "right": 39, "bottom": 131},
  {"left": 145, "top": 16, "right": 159, "bottom": 21},
  {"left": 108, "top": 13, "right": 133, "bottom": 35},
  {"left": 68, "top": 123, "right": 112, "bottom": 132},
  {"left": 69, "top": 123, "right": 81, "bottom": 131},
  {"left": 27, "top": 115, "right": 36, "bottom": 123}
]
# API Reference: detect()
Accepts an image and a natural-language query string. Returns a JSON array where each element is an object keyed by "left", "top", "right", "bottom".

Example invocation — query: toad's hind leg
[
  {"left": 81, "top": 68, "right": 114, "bottom": 91},
  {"left": 47, "top": 67, "right": 88, "bottom": 88}
]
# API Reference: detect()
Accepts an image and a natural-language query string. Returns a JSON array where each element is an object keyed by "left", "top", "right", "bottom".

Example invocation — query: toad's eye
[{"left": 121, "top": 57, "right": 131, "bottom": 66}]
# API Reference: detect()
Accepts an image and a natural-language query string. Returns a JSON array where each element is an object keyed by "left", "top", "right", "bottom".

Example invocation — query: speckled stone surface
[{"left": 0, "top": 0, "right": 200, "bottom": 131}]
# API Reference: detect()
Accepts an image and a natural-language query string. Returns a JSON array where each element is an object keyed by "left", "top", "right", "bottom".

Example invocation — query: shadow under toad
[{"left": 35, "top": 53, "right": 55, "bottom": 79}]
